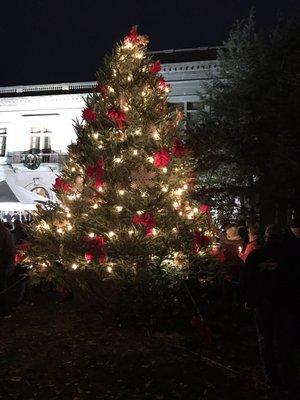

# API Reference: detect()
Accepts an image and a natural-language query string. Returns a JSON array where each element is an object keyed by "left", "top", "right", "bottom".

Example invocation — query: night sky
[{"left": 0, "top": 0, "right": 299, "bottom": 86}]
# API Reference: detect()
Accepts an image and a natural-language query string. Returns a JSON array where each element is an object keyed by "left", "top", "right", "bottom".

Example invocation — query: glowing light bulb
[
  {"left": 108, "top": 86, "right": 115, "bottom": 93},
  {"left": 183, "top": 184, "right": 188, "bottom": 190},
  {"left": 67, "top": 213, "right": 71, "bottom": 218},
  {"left": 172, "top": 227, "right": 178, "bottom": 232},
  {"left": 153, "top": 133, "right": 160, "bottom": 140},
  {"left": 116, "top": 206, "right": 123, "bottom": 212},
  {"left": 161, "top": 186, "right": 168, "bottom": 192},
  {"left": 98, "top": 144, "right": 103, "bottom": 149},
  {"left": 175, "top": 188, "right": 183, "bottom": 196},
  {"left": 141, "top": 91, "right": 146, "bottom": 97},
  {"left": 88, "top": 232, "right": 95, "bottom": 238},
  {"left": 152, "top": 228, "right": 158, "bottom": 236},
  {"left": 148, "top": 156, "right": 154, "bottom": 163},
  {"left": 141, "top": 192, "right": 146, "bottom": 197},
  {"left": 67, "top": 225, "right": 73, "bottom": 231},
  {"left": 93, "top": 132, "right": 99, "bottom": 139},
  {"left": 173, "top": 201, "right": 179, "bottom": 208},
  {"left": 71, "top": 167, "right": 76, "bottom": 172},
  {"left": 114, "top": 157, "right": 122, "bottom": 163},
  {"left": 162, "top": 167, "right": 168, "bottom": 173},
  {"left": 72, "top": 263, "right": 78, "bottom": 270},
  {"left": 127, "top": 75, "right": 132, "bottom": 82},
  {"left": 128, "top": 229, "right": 134, "bottom": 236},
  {"left": 107, "top": 266, "right": 113, "bottom": 273},
  {"left": 118, "top": 189, "right": 125, "bottom": 196},
  {"left": 137, "top": 210, "right": 143, "bottom": 215},
  {"left": 133, "top": 150, "right": 138, "bottom": 155},
  {"left": 193, "top": 207, "right": 198, "bottom": 213},
  {"left": 134, "top": 128, "right": 142, "bottom": 136},
  {"left": 57, "top": 228, "right": 63, "bottom": 234},
  {"left": 179, "top": 211, "right": 183, "bottom": 216},
  {"left": 93, "top": 204, "right": 99, "bottom": 209},
  {"left": 123, "top": 41, "right": 133, "bottom": 49},
  {"left": 108, "top": 231, "right": 115, "bottom": 238}
]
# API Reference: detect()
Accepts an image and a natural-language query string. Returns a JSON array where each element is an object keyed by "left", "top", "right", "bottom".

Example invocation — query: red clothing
[{"left": 239, "top": 236, "right": 261, "bottom": 262}]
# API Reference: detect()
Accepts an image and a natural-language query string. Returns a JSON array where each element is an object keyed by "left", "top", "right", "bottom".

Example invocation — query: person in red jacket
[{"left": 239, "top": 224, "right": 263, "bottom": 262}]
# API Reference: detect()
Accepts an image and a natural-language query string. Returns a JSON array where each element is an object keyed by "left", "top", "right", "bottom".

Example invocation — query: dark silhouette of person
[{"left": 241, "top": 224, "right": 298, "bottom": 393}]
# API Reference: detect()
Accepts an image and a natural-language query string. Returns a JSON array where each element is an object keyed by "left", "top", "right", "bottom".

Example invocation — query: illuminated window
[
  {"left": 0, "top": 128, "right": 7, "bottom": 156},
  {"left": 30, "top": 128, "right": 52, "bottom": 153}
]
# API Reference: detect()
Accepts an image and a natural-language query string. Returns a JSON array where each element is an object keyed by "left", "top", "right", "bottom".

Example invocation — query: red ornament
[
  {"left": 199, "top": 204, "right": 211, "bottom": 215},
  {"left": 191, "top": 315, "right": 213, "bottom": 345},
  {"left": 53, "top": 177, "right": 72, "bottom": 193},
  {"left": 82, "top": 107, "right": 97, "bottom": 122},
  {"left": 172, "top": 138, "right": 187, "bottom": 157},
  {"left": 92, "top": 179, "right": 104, "bottom": 191},
  {"left": 85, "top": 251, "right": 94, "bottom": 262},
  {"left": 96, "top": 83, "right": 108, "bottom": 98},
  {"left": 157, "top": 77, "right": 170, "bottom": 91},
  {"left": 149, "top": 60, "right": 161, "bottom": 74},
  {"left": 192, "top": 231, "right": 212, "bottom": 253},
  {"left": 107, "top": 108, "right": 127, "bottom": 130},
  {"left": 153, "top": 148, "right": 171, "bottom": 168},
  {"left": 124, "top": 25, "right": 139, "bottom": 44}
]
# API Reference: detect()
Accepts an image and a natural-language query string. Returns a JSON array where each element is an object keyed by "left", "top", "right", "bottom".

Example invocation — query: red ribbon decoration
[
  {"left": 124, "top": 25, "right": 139, "bottom": 44},
  {"left": 53, "top": 177, "right": 72, "bottom": 193},
  {"left": 172, "top": 138, "right": 187, "bottom": 157},
  {"left": 132, "top": 213, "right": 156, "bottom": 236},
  {"left": 192, "top": 231, "right": 212, "bottom": 254},
  {"left": 82, "top": 107, "right": 97, "bottom": 122},
  {"left": 86, "top": 160, "right": 104, "bottom": 190},
  {"left": 83, "top": 235, "right": 106, "bottom": 265},
  {"left": 199, "top": 204, "right": 211, "bottom": 215},
  {"left": 149, "top": 60, "right": 161, "bottom": 74},
  {"left": 153, "top": 148, "right": 171, "bottom": 168},
  {"left": 157, "top": 77, "right": 170, "bottom": 91},
  {"left": 107, "top": 108, "right": 127, "bottom": 130}
]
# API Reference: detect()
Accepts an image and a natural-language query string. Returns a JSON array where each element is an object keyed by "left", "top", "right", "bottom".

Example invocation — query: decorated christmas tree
[{"left": 26, "top": 27, "right": 212, "bottom": 282}]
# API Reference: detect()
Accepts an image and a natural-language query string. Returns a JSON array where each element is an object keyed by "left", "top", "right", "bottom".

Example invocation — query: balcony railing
[{"left": 6, "top": 151, "right": 68, "bottom": 165}]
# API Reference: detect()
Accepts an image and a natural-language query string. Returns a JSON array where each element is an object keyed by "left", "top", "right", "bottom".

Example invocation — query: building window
[
  {"left": 30, "top": 128, "right": 52, "bottom": 153},
  {"left": 0, "top": 128, "right": 7, "bottom": 156}
]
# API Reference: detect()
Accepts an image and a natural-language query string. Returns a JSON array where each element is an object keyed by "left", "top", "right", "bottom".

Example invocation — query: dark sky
[{"left": 0, "top": 0, "right": 299, "bottom": 86}]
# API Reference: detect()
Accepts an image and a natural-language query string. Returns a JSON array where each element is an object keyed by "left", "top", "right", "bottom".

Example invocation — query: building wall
[{"left": 0, "top": 57, "right": 218, "bottom": 204}]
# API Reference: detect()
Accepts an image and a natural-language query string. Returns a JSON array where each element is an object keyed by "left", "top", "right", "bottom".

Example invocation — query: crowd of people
[{"left": 216, "top": 218, "right": 300, "bottom": 395}]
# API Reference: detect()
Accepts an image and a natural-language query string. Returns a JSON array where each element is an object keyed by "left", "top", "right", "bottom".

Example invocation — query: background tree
[
  {"left": 25, "top": 27, "right": 213, "bottom": 287},
  {"left": 188, "top": 13, "right": 300, "bottom": 226}
]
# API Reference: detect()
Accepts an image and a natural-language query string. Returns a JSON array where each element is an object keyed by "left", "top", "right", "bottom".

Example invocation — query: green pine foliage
[{"left": 25, "top": 27, "right": 213, "bottom": 284}]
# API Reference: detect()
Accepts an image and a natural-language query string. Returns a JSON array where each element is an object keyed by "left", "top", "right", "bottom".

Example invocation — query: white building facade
[{"left": 0, "top": 48, "right": 218, "bottom": 203}]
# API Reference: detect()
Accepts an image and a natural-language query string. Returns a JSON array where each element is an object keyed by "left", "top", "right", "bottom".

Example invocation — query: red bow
[
  {"left": 199, "top": 204, "right": 211, "bottom": 215},
  {"left": 107, "top": 108, "right": 127, "bottom": 130},
  {"left": 132, "top": 213, "right": 156, "bottom": 236},
  {"left": 153, "top": 148, "right": 171, "bottom": 168},
  {"left": 83, "top": 235, "right": 106, "bottom": 264},
  {"left": 82, "top": 107, "right": 97, "bottom": 122},
  {"left": 86, "top": 160, "right": 104, "bottom": 181},
  {"left": 149, "top": 60, "right": 161, "bottom": 74},
  {"left": 96, "top": 83, "right": 108, "bottom": 98},
  {"left": 53, "top": 177, "right": 72, "bottom": 193},
  {"left": 124, "top": 25, "right": 139, "bottom": 44},
  {"left": 192, "top": 231, "right": 211, "bottom": 253},
  {"left": 172, "top": 138, "right": 187, "bottom": 157},
  {"left": 157, "top": 77, "right": 170, "bottom": 91}
]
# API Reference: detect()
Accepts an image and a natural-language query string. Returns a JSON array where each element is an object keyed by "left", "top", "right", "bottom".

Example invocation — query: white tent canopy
[{"left": 0, "top": 180, "right": 47, "bottom": 211}]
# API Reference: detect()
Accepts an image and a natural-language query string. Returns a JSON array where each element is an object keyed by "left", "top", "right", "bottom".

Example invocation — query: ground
[{"left": 0, "top": 291, "right": 273, "bottom": 400}]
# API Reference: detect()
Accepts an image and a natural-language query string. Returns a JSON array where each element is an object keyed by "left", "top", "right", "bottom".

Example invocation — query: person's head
[
  {"left": 290, "top": 217, "right": 300, "bottom": 238},
  {"left": 248, "top": 224, "right": 260, "bottom": 240},
  {"left": 13, "top": 220, "right": 22, "bottom": 229},
  {"left": 265, "top": 224, "right": 283, "bottom": 244},
  {"left": 226, "top": 225, "right": 241, "bottom": 241}
]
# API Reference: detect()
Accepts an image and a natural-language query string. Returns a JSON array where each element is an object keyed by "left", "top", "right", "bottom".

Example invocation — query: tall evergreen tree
[
  {"left": 25, "top": 27, "right": 212, "bottom": 283},
  {"left": 189, "top": 14, "right": 300, "bottom": 225}
]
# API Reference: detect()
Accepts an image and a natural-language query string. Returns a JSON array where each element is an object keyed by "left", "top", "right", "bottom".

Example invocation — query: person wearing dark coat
[
  {"left": 0, "top": 221, "right": 16, "bottom": 317},
  {"left": 241, "top": 224, "right": 298, "bottom": 392},
  {"left": 11, "top": 220, "right": 28, "bottom": 246}
]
